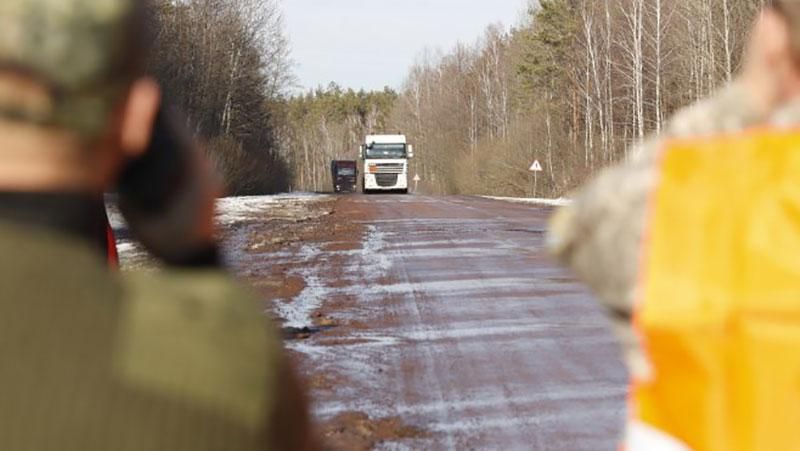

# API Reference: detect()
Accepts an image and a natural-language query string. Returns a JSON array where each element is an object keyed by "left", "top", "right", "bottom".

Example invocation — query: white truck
[{"left": 359, "top": 134, "right": 413, "bottom": 194}]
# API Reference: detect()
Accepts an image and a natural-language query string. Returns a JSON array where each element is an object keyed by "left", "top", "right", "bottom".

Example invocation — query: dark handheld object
[
  {"left": 117, "top": 107, "right": 190, "bottom": 215},
  {"left": 116, "top": 106, "right": 219, "bottom": 267}
]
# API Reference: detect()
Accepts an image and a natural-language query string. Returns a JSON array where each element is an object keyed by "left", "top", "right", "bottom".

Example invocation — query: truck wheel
[{"left": 400, "top": 189, "right": 409, "bottom": 195}]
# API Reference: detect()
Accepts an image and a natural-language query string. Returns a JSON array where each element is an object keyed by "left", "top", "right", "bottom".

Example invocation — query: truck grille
[
  {"left": 376, "top": 174, "right": 399, "bottom": 187},
  {"left": 374, "top": 163, "right": 404, "bottom": 174}
]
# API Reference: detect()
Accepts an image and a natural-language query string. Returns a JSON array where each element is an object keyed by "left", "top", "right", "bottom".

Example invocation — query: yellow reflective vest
[{"left": 629, "top": 128, "right": 800, "bottom": 451}]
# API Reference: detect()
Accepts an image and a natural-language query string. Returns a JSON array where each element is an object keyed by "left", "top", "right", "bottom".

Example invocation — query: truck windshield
[
  {"left": 337, "top": 168, "right": 356, "bottom": 176},
  {"left": 366, "top": 143, "right": 406, "bottom": 159}
]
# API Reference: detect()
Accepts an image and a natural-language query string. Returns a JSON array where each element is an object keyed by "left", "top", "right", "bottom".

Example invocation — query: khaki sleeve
[
  {"left": 120, "top": 270, "right": 319, "bottom": 449},
  {"left": 548, "top": 142, "right": 659, "bottom": 373},
  {"left": 548, "top": 142, "right": 658, "bottom": 316},
  {"left": 548, "top": 82, "right": 761, "bottom": 376}
]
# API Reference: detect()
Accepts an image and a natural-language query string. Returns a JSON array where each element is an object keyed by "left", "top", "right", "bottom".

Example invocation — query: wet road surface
[{"left": 246, "top": 195, "right": 628, "bottom": 450}]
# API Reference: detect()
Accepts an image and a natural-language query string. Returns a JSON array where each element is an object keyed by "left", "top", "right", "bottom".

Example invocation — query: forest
[
  {"left": 149, "top": 0, "right": 767, "bottom": 197},
  {"left": 391, "top": 0, "right": 765, "bottom": 196},
  {"left": 148, "top": 0, "right": 293, "bottom": 195}
]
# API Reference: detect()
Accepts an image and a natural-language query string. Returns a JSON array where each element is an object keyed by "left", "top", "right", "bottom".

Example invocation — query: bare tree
[{"left": 388, "top": 0, "right": 764, "bottom": 198}]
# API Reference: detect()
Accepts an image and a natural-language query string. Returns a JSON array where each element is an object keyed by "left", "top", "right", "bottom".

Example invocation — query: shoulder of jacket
[
  {"left": 667, "top": 83, "right": 760, "bottom": 138},
  {"left": 115, "top": 270, "right": 283, "bottom": 431}
]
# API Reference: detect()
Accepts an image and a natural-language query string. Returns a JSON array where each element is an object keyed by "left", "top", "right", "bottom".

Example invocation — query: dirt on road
[
  {"left": 217, "top": 196, "right": 433, "bottom": 450},
  {"left": 115, "top": 194, "right": 628, "bottom": 450}
]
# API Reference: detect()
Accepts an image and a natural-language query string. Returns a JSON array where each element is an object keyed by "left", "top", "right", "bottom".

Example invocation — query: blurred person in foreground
[
  {"left": 0, "top": 0, "right": 315, "bottom": 450},
  {"left": 550, "top": 1, "right": 800, "bottom": 449}
]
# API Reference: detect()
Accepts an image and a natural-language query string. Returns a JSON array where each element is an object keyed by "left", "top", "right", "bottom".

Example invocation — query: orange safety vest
[{"left": 627, "top": 128, "right": 800, "bottom": 451}]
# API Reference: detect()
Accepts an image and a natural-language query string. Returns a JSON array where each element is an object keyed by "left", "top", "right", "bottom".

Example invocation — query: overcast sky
[{"left": 283, "top": 0, "right": 529, "bottom": 92}]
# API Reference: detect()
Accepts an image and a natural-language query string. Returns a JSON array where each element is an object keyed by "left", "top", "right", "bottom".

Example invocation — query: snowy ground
[
  {"left": 108, "top": 193, "right": 331, "bottom": 269},
  {"left": 481, "top": 196, "right": 572, "bottom": 207},
  {"left": 248, "top": 194, "right": 627, "bottom": 450},
  {"left": 215, "top": 193, "right": 329, "bottom": 225},
  {"left": 112, "top": 193, "right": 626, "bottom": 450}
]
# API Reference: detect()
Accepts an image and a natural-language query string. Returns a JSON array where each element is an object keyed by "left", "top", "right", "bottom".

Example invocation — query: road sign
[
  {"left": 413, "top": 174, "right": 421, "bottom": 182},
  {"left": 529, "top": 161, "right": 543, "bottom": 197}
]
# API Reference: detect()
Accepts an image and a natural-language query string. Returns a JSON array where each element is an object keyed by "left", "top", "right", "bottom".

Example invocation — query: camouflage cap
[{"left": 0, "top": 0, "right": 145, "bottom": 135}]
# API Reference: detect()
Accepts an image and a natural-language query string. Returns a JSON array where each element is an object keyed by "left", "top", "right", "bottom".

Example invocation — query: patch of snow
[
  {"left": 115, "top": 241, "right": 137, "bottom": 253},
  {"left": 273, "top": 225, "right": 395, "bottom": 332},
  {"left": 400, "top": 322, "right": 601, "bottom": 342},
  {"left": 315, "top": 383, "right": 626, "bottom": 419},
  {"left": 216, "top": 194, "right": 330, "bottom": 225},
  {"left": 427, "top": 407, "right": 614, "bottom": 434},
  {"left": 275, "top": 275, "right": 327, "bottom": 329},
  {"left": 360, "top": 225, "right": 393, "bottom": 277},
  {"left": 385, "top": 247, "right": 518, "bottom": 260},
  {"left": 106, "top": 208, "right": 126, "bottom": 230},
  {"left": 108, "top": 193, "right": 329, "bottom": 246},
  {"left": 482, "top": 196, "right": 572, "bottom": 207},
  {"left": 366, "top": 277, "right": 542, "bottom": 297},
  {"left": 375, "top": 442, "right": 420, "bottom": 451},
  {"left": 272, "top": 244, "right": 325, "bottom": 329}
]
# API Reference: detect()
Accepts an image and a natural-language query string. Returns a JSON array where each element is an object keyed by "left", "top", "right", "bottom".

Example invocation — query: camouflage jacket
[
  {"left": 548, "top": 82, "right": 767, "bottom": 373},
  {"left": 0, "top": 220, "right": 315, "bottom": 451}
]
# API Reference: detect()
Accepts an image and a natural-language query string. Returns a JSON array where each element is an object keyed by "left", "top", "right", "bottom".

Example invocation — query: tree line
[
  {"left": 277, "top": 85, "right": 397, "bottom": 192},
  {"left": 149, "top": 0, "right": 767, "bottom": 197},
  {"left": 148, "top": 0, "right": 293, "bottom": 195},
  {"left": 148, "top": 0, "right": 395, "bottom": 195},
  {"left": 392, "top": 0, "right": 765, "bottom": 197}
]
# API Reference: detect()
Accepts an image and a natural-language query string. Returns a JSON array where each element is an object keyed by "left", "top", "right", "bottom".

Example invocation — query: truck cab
[
  {"left": 359, "top": 134, "right": 413, "bottom": 194},
  {"left": 331, "top": 160, "right": 358, "bottom": 193}
]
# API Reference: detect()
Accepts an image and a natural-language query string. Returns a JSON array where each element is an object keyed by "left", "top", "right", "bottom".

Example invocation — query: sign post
[
  {"left": 529, "top": 160, "right": 543, "bottom": 198},
  {"left": 413, "top": 174, "right": 421, "bottom": 193}
]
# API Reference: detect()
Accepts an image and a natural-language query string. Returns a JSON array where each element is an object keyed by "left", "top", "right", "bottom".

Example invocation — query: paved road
[{"left": 260, "top": 195, "right": 628, "bottom": 450}]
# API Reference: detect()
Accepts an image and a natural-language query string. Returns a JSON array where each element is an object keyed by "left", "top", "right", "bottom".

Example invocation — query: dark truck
[{"left": 331, "top": 160, "right": 358, "bottom": 193}]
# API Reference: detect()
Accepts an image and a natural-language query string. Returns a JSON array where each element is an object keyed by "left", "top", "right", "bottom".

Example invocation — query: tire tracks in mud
[
  {"left": 236, "top": 197, "right": 432, "bottom": 451},
  {"left": 119, "top": 194, "right": 628, "bottom": 450}
]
